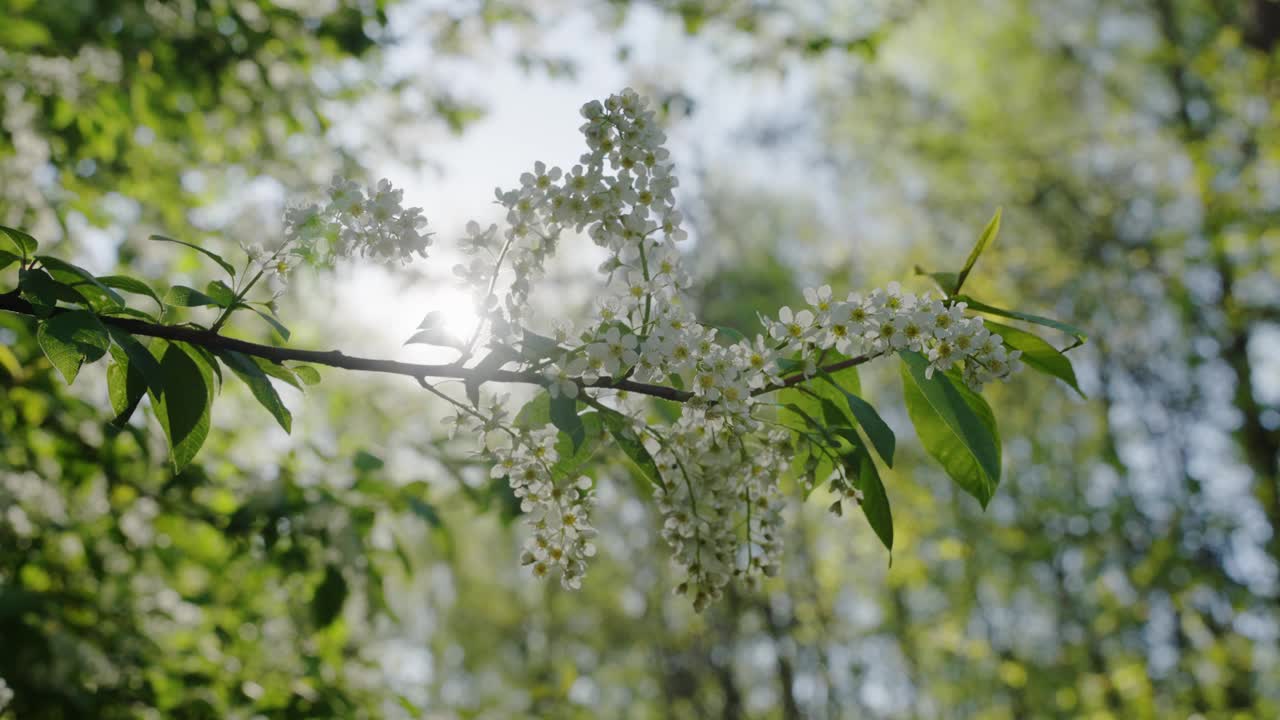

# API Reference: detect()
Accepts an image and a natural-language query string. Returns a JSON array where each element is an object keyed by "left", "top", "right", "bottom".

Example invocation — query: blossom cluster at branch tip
[
  {"left": 278, "top": 175, "right": 431, "bottom": 272},
  {"left": 491, "top": 428, "right": 597, "bottom": 590},
  {"left": 762, "top": 281, "right": 1023, "bottom": 391}
]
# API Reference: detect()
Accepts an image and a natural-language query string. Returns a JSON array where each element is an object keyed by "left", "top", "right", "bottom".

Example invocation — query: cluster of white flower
[
  {"left": 654, "top": 423, "right": 789, "bottom": 610},
  {"left": 280, "top": 176, "right": 431, "bottom": 271},
  {"left": 425, "top": 89, "right": 1024, "bottom": 606},
  {"left": 452, "top": 89, "right": 683, "bottom": 347},
  {"left": 447, "top": 90, "right": 789, "bottom": 594},
  {"left": 490, "top": 428, "right": 598, "bottom": 590},
  {"left": 762, "top": 282, "right": 1024, "bottom": 390}
]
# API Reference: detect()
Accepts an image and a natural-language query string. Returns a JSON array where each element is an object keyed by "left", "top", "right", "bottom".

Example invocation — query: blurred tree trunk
[
  {"left": 1151, "top": 0, "right": 1280, "bottom": 566},
  {"left": 759, "top": 595, "right": 801, "bottom": 720}
]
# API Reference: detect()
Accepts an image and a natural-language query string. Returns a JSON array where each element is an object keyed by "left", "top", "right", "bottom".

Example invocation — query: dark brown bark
[{"left": 1, "top": 289, "right": 873, "bottom": 404}]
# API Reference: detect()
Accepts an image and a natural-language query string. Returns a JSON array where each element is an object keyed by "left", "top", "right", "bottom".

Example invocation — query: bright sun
[
  {"left": 356, "top": 267, "right": 485, "bottom": 358},
  {"left": 429, "top": 287, "right": 483, "bottom": 343}
]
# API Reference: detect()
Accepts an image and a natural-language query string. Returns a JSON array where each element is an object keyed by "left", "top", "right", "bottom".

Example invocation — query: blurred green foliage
[
  {"left": 2, "top": 0, "right": 1279, "bottom": 719},
  {"left": 0, "top": 0, "right": 403, "bottom": 237}
]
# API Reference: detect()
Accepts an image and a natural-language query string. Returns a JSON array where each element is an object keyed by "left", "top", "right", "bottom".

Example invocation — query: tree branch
[
  {"left": 751, "top": 352, "right": 873, "bottom": 397},
  {"left": 0, "top": 290, "right": 872, "bottom": 404}
]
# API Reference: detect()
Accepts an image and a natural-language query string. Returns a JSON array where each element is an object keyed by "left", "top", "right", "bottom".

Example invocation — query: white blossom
[{"left": 320, "top": 88, "right": 1029, "bottom": 607}]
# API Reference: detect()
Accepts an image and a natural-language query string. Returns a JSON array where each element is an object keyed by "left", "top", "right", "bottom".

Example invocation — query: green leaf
[
  {"left": 98, "top": 275, "right": 163, "bottom": 308},
  {"left": 600, "top": 408, "right": 663, "bottom": 491},
  {"left": 823, "top": 361, "right": 862, "bottom": 395},
  {"left": 311, "top": 565, "right": 347, "bottom": 628},
  {"left": 954, "top": 207, "right": 1001, "bottom": 294},
  {"left": 955, "top": 295, "right": 1087, "bottom": 350},
  {"left": 782, "top": 362, "right": 861, "bottom": 415},
  {"left": 20, "top": 268, "right": 85, "bottom": 311},
  {"left": 780, "top": 401, "right": 830, "bottom": 482},
  {"left": 0, "top": 225, "right": 38, "bottom": 259},
  {"left": 0, "top": 250, "right": 20, "bottom": 272},
  {"left": 986, "top": 321, "right": 1084, "bottom": 397},
  {"left": 36, "top": 256, "right": 126, "bottom": 308},
  {"left": 105, "top": 328, "right": 163, "bottom": 426},
  {"left": 253, "top": 357, "right": 303, "bottom": 390},
  {"left": 799, "top": 440, "right": 822, "bottom": 491},
  {"left": 353, "top": 450, "right": 384, "bottom": 472},
  {"left": 551, "top": 412, "right": 602, "bottom": 478},
  {"left": 404, "top": 329, "right": 464, "bottom": 348},
  {"left": 217, "top": 349, "right": 292, "bottom": 432},
  {"left": 780, "top": 401, "right": 838, "bottom": 489},
  {"left": 549, "top": 393, "right": 586, "bottom": 451},
  {"left": 290, "top": 364, "right": 321, "bottom": 385},
  {"left": 820, "top": 373, "right": 896, "bottom": 467},
  {"left": 913, "top": 266, "right": 959, "bottom": 296},
  {"left": 513, "top": 395, "right": 602, "bottom": 478},
  {"left": 205, "top": 279, "right": 237, "bottom": 307},
  {"left": 828, "top": 426, "right": 866, "bottom": 454},
  {"left": 106, "top": 360, "right": 136, "bottom": 422},
  {"left": 164, "top": 285, "right": 220, "bottom": 307},
  {"left": 153, "top": 340, "right": 214, "bottom": 472},
  {"left": 405, "top": 310, "right": 466, "bottom": 349},
  {"left": 36, "top": 310, "right": 110, "bottom": 384},
  {"left": 900, "top": 351, "right": 1001, "bottom": 507},
  {"left": 784, "top": 402, "right": 832, "bottom": 438},
  {"left": 712, "top": 324, "right": 748, "bottom": 345},
  {"left": 775, "top": 357, "right": 805, "bottom": 373},
  {"left": 819, "top": 396, "right": 852, "bottom": 430},
  {"left": 149, "top": 234, "right": 236, "bottom": 278},
  {"left": 101, "top": 307, "right": 159, "bottom": 322},
  {"left": 514, "top": 392, "right": 551, "bottom": 429},
  {"left": 109, "top": 309, "right": 162, "bottom": 324},
  {"left": 851, "top": 445, "right": 893, "bottom": 550},
  {"left": 779, "top": 363, "right": 862, "bottom": 484},
  {"left": 187, "top": 344, "right": 222, "bottom": 389},
  {"left": 250, "top": 306, "right": 290, "bottom": 340},
  {"left": 107, "top": 327, "right": 163, "bottom": 377},
  {"left": 520, "top": 329, "right": 562, "bottom": 362}
]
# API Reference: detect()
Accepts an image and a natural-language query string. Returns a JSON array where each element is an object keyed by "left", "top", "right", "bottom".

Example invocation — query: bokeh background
[{"left": 2, "top": 1, "right": 1279, "bottom": 718}]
